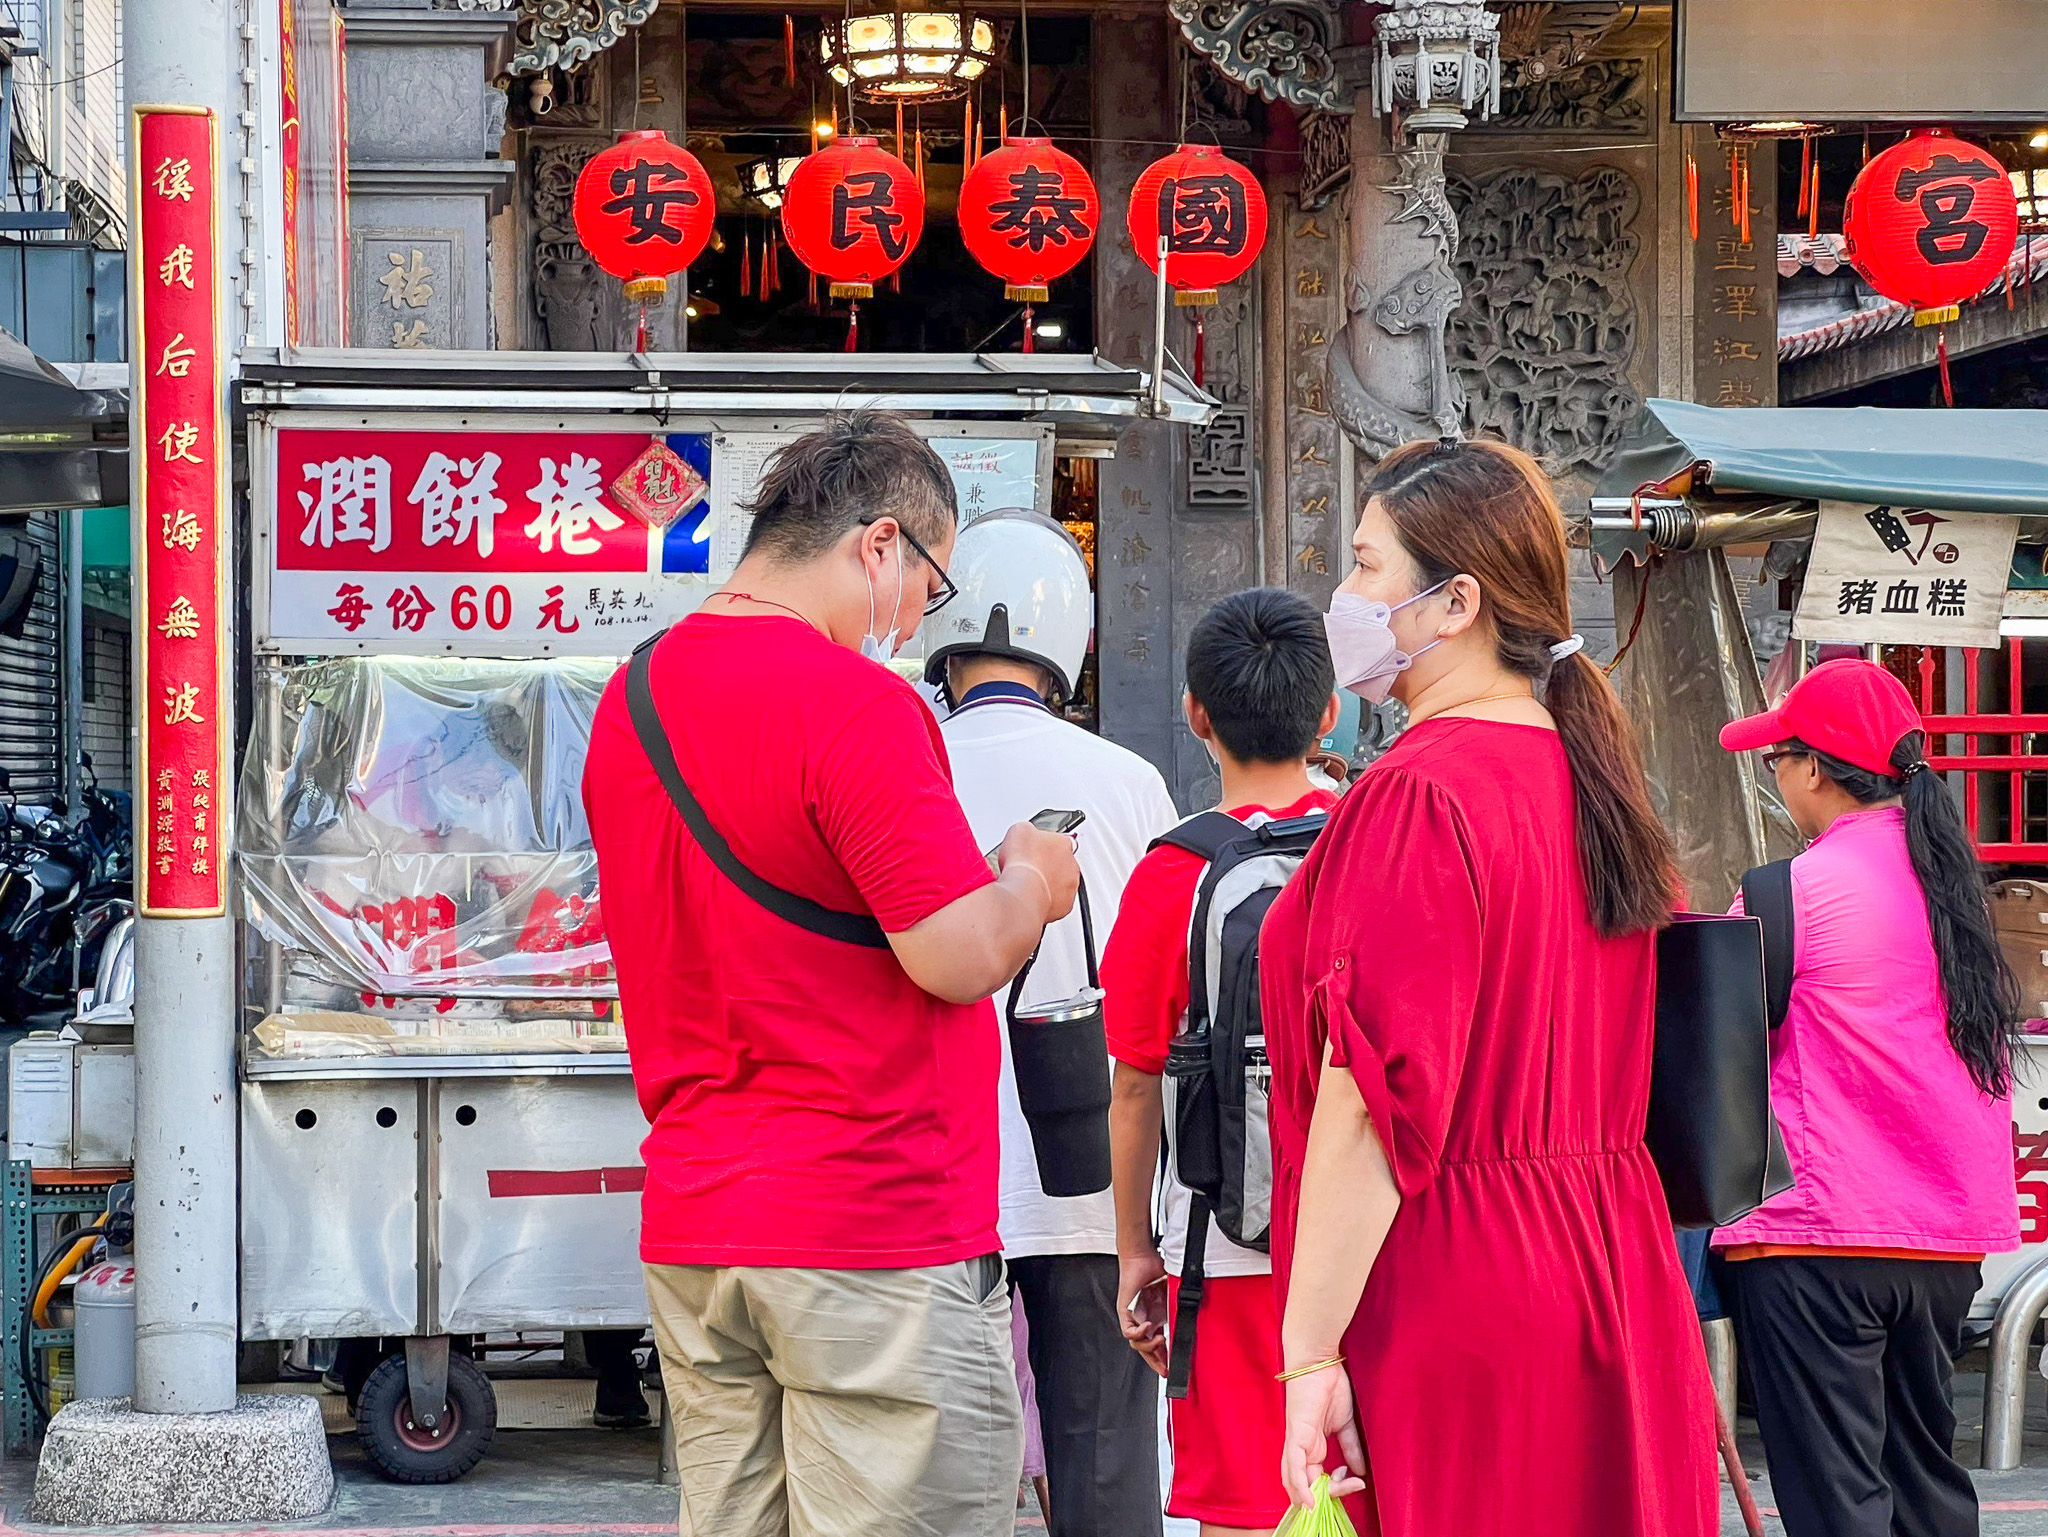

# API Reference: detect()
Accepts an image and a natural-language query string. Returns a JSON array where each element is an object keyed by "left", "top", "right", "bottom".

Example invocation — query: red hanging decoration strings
[
  {"left": 1021, "top": 303, "right": 1035, "bottom": 354},
  {"left": 1686, "top": 151, "right": 1699, "bottom": 241},
  {"left": 1936, "top": 327, "right": 1954, "bottom": 406},
  {"left": 740, "top": 230, "right": 752, "bottom": 298},
  {"left": 784, "top": 14, "right": 797, "bottom": 86},
  {"left": 1797, "top": 138, "right": 1812, "bottom": 220},
  {"left": 1192, "top": 311, "right": 1206, "bottom": 388},
  {"left": 845, "top": 299, "right": 860, "bottom": 352},
  {"left": 896, "top": 100, "right": 905, "bottom": 161},
  {"left": 1808, "top": 148, "right": 1821, "bottom": 240}
]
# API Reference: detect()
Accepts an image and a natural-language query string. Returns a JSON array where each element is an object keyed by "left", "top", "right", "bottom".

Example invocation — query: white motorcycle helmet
[{"left": 923, "top": 508, "right": 1092, "bottom": 706}]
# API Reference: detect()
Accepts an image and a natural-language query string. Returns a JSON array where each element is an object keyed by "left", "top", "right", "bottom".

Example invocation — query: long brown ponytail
[{"left": 1369, "top": 439, "right": 1678, "bottom": 936}]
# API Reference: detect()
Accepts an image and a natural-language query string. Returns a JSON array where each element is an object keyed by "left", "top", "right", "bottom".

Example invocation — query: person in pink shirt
[{"left": 1718, "top": 658, "right": 2022, "bottom": 1537}]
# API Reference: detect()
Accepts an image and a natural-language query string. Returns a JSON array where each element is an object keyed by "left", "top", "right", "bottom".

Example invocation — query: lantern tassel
[
  {"left": 1937, "top": 328, "right": 1954, "bottom": 407},
  {"left": 846, "top": 299, "right": 860, "bottom": 352},
  {"left": 896, "top": 100, "right": 905, "bottom": 162},
  {"left": 784, "top": 15, "right": 796, "bottom": 87},
  {"left": 1797, "top": 138, "right": 1812, "bottom": 219},
  {"left": 1686, "top": 151, "right": 1698, "bottom": 241},
  {"left": 1193, "top": 311, "right": 1205, "bottom": 389},
  {"left": 999, "top": 102, "right": 1008, "bottom": 144},
  {"left": 635, "top": 302, "right": 649, "bottom": 354},
  {"left": 1021, "top": 303, "right": 1035, "bottom": 354},
  {"left": 740, "top": 231, "right": 752, "bottom": 299},
  {"left": 1807, "top": 150, "right": 1820, "bottom": 240}
]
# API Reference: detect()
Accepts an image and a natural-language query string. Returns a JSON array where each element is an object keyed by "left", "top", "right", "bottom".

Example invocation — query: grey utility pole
[{"left": 123, "top": 0, "right": 239, "bottom": 1417}]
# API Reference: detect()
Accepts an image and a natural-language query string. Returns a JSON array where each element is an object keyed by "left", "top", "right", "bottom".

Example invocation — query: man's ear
[
  {"left": 1184, "top": 691, "right": 1215, "bottom": 743},
  {"left": 1317, "top": 692, "right": 1342, "bottom": 739}
]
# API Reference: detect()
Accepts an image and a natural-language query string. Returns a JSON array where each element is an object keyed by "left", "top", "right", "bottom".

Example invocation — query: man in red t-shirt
[
  {"left": 1103, "top": 589, "right": 1338, "bottom": 1536},
  {"left": 583, "top": 410, "right": 1079, "bottom": 1537}
]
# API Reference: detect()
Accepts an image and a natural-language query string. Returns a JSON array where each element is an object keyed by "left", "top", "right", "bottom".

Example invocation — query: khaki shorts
[{"left": 645, "top": 1256, "right": 1024, "bottom": 1537}]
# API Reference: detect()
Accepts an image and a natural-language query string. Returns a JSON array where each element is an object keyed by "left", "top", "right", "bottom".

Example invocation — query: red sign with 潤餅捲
[{"left": 133, "top": 107, "right": 228, "bottom": 918}]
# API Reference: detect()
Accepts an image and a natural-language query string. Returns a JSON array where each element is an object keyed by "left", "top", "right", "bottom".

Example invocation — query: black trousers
[
  {"left": 1731, "top": 1254, "right": 1981, "bottom": 1537},
  {"left": 1008, "top": 1253, "right": 1163, "bottom": 1537}
]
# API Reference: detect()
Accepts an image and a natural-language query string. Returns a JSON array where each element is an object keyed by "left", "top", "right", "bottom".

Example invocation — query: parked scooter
[{"left": 0, "top": 755, "right": 133, "bottom": 1028}]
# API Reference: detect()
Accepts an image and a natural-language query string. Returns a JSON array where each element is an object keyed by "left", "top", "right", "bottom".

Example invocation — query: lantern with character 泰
[{"left": 958, "top": 136, "right": 1099, "bottom": 351}]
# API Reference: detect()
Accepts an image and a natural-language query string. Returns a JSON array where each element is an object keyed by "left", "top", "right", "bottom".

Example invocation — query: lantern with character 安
[
  {"left": 1842, "top": 129, "right": 2018, "bottom": 323},
  {"left": 571, "top": 129, "right": 717, "bottom": 310},
  {"left": 1126, "top": 143, "right": 1267, "bottom": 307},
  {"left": 781, "top": 136, "right": 925, "bottom": 300},
  {"left": 959, "top": 137, "right": 1099, "bottom": 303}
]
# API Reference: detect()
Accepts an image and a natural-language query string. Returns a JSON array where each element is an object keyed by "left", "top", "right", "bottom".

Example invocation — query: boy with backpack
[{"left": 1105, "top": 588, "right": 1339, "bottom": 1535}]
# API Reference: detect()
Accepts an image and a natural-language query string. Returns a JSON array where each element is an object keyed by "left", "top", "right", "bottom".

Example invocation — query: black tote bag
[{"left": 1646, "top": 913, "right": 1794, "bottom": 1230}]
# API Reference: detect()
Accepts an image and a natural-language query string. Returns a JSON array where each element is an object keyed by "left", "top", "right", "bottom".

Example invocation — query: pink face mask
[{"left": 1323, "top": 582, "right": 1446, "bottom": 703}]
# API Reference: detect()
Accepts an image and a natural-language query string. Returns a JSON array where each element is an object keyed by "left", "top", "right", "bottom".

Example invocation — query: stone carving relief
[
  {"left": 1482, "top": 57, "right": 1645, "bottom": 133},
  {"left": 1184, "top": 287, "right": 1255, "bottom": 511},
  {"left": 1446, "top": 164, "right": 1640, "bottom": 473},
  {"left": 1328, "top": 135, "right": 1466, "bottom": 458},
  {"left": 530, "top": 139, "right": 609, "bottom": 350},
  {"left": 1168, "top": 0, "right": 1348, "bottom": 113},
  {"left": 507, "top": 0, "right": 657, "bottom": 80}
]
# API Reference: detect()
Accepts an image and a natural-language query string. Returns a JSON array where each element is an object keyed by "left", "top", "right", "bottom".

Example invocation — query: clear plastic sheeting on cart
[{"left": 239, "top": 656, "right": 619, "bottom": 1012}]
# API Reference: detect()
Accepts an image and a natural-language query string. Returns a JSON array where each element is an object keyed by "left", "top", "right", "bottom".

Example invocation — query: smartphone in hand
[{"left": 986, "top": 809, "right": 1086, "bottom": 871}]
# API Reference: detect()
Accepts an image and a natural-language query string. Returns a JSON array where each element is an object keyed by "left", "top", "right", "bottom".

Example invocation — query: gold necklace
[{"left": 1412, "top": 689, "right": 1538, "bottom": 725}]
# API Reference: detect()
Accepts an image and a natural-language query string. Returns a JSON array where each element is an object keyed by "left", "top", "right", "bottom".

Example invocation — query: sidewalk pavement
[{"left": 0, "top": 1362, "right": 2043, "bottom": 1535}]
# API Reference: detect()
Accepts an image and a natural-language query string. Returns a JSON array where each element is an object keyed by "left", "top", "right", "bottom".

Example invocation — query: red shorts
[{"left": 1165, "top": 1272, "right": 1291, "bottom": 1529}]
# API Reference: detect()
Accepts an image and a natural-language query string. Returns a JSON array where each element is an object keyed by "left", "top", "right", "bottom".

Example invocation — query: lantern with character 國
[
  {"left": 1842, "top": 129, "right": 2018, "bottom": 405},
  {"left": 781, "top": 135, "right": 925, "bottom": 349},
  {"left": 571, "top": 129, "right": 718, "bottom": 350},
  {"left": 958, "top": 136, "right": 1099, "bottom": 352},
  {"left": 1126, "top": 143, "right": 1268, "bottom": 386}
]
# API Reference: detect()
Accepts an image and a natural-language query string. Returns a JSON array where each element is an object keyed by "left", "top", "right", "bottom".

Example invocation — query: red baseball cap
[{"left": 1718, "top": 658, "right": 1925, "bottom": 777}]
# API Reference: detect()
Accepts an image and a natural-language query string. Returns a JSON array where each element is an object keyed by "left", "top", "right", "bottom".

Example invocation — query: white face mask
[
  {"left": 860, "top": 541, "right": 908, "bottom": 663},
  {"left": 1323, "top": 581, "right": 1448, "bottom": 704}
]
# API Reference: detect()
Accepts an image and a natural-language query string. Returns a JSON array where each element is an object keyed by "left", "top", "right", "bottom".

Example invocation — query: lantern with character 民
[
  {"left": 958, "top": 136, "right": 1099, "bottom": 352},
  {"left": 1842, "top": 129, "right": 2018, "bottom": 404},
  {"left": 1126, "top": 143, "right": 1268, "bottom": 385},
  {"left": 781, "top": 136, "right": 925, "bottom": 349},
  {"left": 572, "top": 130, "right": 717, "bottom": 349}
]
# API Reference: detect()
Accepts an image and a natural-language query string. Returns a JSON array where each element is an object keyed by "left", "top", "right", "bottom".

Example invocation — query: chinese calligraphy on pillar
[
  {"left": 131, "top": 107, "right": 229, "bottom": 917},
  {"left": 1691, "top": 129, "right": 1776, "bottom": 410},
  {"left": 1285, "top": 202, "right": 1343, "bottom": 607}
]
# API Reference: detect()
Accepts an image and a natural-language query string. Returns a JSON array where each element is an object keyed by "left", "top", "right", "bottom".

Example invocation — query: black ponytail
[{"left": 1794, "top": 731, "right": 2021, "bottom": 1098}]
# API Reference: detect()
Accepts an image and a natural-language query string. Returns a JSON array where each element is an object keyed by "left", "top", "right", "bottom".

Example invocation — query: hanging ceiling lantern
[
  {"left": 1842, "top": 129, "right": 2018, "bottom": 322},
  {"left": 572, "top": 129, "right": 717, "bottom": 306},
  {"left": 781, "top": 136, "right": 925, "bottom": 300},
  {"left": 738, "top": 155, "right": 806, "bottom": 211},
  {"left": 819, "top": 5, "right": 1001, "bottom": 103},
  {"left": 958, "top": 137, "right": 1098, "bottom": 302},
  {"left": 1126, "top": 143, "right": 1268, "bottom": 306},
  {"left": 2012, "top": 167, "right": 2048, "bottom": 235}
]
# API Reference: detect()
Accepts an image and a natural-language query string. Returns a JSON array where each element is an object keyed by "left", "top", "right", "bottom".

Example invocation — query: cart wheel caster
[{"left": 356, "top": 1351, "right": 496, "bottom": 1483}]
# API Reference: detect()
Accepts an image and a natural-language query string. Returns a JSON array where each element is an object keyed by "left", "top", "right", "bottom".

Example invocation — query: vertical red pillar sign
[{"left": 130, "top": 107, "right": 230, "bottom": 918}]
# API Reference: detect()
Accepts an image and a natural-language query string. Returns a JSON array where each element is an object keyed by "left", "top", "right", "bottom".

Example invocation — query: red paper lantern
[
  {"left": 572, "top": 130, "right": 717, "bottom": 306},
  {"left": 958, "top": 137, "right": 1099, "bottom": 302},
  {"left": 1842, "top": 129, "right": 2017, "bottom": 321},
  {"left": 1126, "top": 143, "right": 1268, "bottom": 306},
  {"left": 781, "top": 136, "right": 925, "bottom": 300}
]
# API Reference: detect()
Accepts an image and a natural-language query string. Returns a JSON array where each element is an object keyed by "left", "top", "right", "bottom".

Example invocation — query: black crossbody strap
[
  {"left": 1165, "top": 1197, "right": 1210, "bottom": 1401},
  {"left": 1740, "top": 857, "right": 1796, "bottom": 1029},
  {"left": 626, "top": 634, "right": 890, "bottom": 950}
]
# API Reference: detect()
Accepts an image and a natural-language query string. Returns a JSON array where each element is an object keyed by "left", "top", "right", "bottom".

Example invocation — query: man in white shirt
[{"left": 926, "top": 509, "right": 1178, "bottom": 1537}]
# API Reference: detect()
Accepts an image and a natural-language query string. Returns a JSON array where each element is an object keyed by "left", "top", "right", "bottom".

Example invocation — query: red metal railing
[{"left": 1910, "top": 640, "right": 2048, "bottom": 864}]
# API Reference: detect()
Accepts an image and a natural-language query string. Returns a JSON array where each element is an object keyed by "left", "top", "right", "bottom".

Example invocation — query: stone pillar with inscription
[
  {"left": 1092, "top": 20, "right": 1260, "bottom": 807},
  {"left": 1273, "top": 183, "right": 1345, "bottom": 609},
  {"left": 344, "top": 1, "right": 517, "bottom": 349},
  {"left": 1689, "top": 127, "right": 1778, "bottom": 410}
]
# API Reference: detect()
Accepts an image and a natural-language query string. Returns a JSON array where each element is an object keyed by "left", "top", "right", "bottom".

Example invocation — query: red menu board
[{"left": 131, "top": 107, "right": 229, "bottom": 918}]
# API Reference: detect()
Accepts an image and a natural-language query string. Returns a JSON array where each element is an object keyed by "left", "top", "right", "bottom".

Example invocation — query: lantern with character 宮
[
  {"left": 571, "top": 130, "right": 717, "bottom": 344},
  {"left": 1842, "top": 129, "right": 2018, "bottom": 404},
  {"left": 958, "top": 137, "right": 1098, "bottom": 351}
]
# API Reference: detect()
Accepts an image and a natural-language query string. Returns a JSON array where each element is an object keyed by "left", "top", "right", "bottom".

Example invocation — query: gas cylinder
[{"left": 73, "top": 1259, "right": 134, "bottom": 1401}]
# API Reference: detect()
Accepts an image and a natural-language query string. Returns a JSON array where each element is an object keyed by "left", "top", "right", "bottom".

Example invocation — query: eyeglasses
[
  {"left": 862, "top": 515, "right": 959, "bottom": 617},
  {"left": 1759, "top": 747, "right": 1811, "bottom": 773}
]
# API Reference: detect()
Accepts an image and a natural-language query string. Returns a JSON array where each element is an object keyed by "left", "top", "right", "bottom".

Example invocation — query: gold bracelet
[{"left": 1275, "top": 1355, "right": 1345, "bottom": 1383}]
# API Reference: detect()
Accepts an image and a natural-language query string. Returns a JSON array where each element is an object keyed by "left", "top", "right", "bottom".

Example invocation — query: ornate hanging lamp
[
  {"left": 819, "top": 4, "right": 1001, "bottom": 103},
  {"left": 737, "top": 154, "right": 806, "bottom": 211}
]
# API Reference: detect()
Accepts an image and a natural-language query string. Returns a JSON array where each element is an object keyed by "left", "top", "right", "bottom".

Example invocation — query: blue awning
[{"left": 1596, "top": 400, "right": 2048, "bottom": 518}]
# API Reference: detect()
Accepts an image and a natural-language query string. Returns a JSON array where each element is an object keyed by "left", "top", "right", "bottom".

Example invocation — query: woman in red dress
[{"left": 1263, "top": 438, "right": 1717, "bottom": 1536}]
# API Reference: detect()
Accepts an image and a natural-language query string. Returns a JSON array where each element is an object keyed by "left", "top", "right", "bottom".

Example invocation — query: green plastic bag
[{"left": 1274, "top": 1474, "right": 1360, "bottom": 1537}]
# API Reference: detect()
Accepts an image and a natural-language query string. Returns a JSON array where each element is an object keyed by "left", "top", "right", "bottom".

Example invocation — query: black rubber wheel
[{"left": 355, "top": 1351, "right": 497, "bottom": 1484}]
